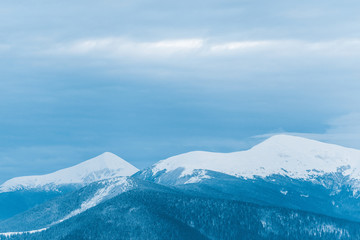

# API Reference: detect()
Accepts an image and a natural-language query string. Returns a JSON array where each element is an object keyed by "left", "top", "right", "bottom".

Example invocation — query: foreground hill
[
  {"left": 0, "top": 177, "right": 138, "bottom": 233},
  {"left": 1, "top": 181, "right": 360, "bottom": 240}
]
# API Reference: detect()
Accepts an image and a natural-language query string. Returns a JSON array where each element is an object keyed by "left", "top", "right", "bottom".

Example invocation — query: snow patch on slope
[
  {"left": 0, "top": 152, "right": 139, "bottom": 193},
  {"left": 184, "top": 170, "right": 212, "bottom": 184},
  {"left": 280, "top": 190, "right": 288, "bottom": 195},
  {"left": 0, "top": 228, "right": 47, "bottom": 237},
  {"left": 54, "top": 177, "right": 133, "bottom": 224}
]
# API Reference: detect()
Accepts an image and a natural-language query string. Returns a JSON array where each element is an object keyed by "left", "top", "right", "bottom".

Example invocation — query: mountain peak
[
  {"left": 262, "top": 134, "right": 307, "bottom": 142},
  {"left": 77, "top": 152, "right": 134, "bottom": 170},
  {"left": 0, "top": 152, "right": 139, "bottom": 193},
  {"left": 97, "top": 152, "right": 118, "bottom": 158},
  {"left": 252, "top": 134, "right": 352, "bottom": 154},
  {"left": 256, "top": 134, "right": 326, "bottom": 147}
]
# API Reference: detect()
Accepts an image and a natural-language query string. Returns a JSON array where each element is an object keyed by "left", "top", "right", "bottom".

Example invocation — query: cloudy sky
[{"left": 1, "top": 0, "right": 360, "bottom": 183}]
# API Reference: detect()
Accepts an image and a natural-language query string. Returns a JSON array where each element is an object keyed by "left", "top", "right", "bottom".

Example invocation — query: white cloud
[
  {"left": 45, "top": 37, "right": 360, "bottom": 60},
  {"left": 305, "top": 39, "right": 360, "bottom": 56},
  {"left": 210, "top": 39, "right": 360, "bottom": 57},
  {"left": 51, "top": 38, "right": 204, "bottom": 58},
  {"left": 145, "top": 39, "right": 204, "bottom": 50},
  {"left": 210, "top": 41, "right": 274, "bottom": 52}
]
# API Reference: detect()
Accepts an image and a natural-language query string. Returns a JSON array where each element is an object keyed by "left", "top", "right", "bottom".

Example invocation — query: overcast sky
[{"left": 1, "top": 0, "right": 360, "bottom": 183}]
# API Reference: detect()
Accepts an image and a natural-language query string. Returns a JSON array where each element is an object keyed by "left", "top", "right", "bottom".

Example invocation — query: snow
[
  {"left": 151, "top": 135, "right": 360, "bottom": 181},
  {"left": 54, "top": 177, "right": 133, "bottom": 224},
  {"left": 184, "top": 170, "right": 212, "bottom": 184},
  {"left": 0, "top": 228, "right": 47, "bottom": 237},
  {"left": 0, "top": 152, "right": 139, "bottom": 192},
  {"left": 280, "top": 190, "right": 288, "bottom": 195},
  {"left": 314, "top": 224, "right": 349, "bottom": 237}
]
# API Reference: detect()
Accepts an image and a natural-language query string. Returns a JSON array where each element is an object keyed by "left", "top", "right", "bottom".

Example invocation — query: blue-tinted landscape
[{"left": 1, "top": 0, "right": 360, "bottom": 239}]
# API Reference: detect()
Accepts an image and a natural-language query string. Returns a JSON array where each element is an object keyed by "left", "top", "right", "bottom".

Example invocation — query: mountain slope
[
  {"left": 0, "top": 177, "right": 137, "bottom": 233},
  {"left": 2, "top": 185, "right": 360, "bottom": 240}
]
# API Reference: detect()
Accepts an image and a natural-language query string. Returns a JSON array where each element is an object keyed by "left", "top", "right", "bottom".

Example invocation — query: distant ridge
[
  {"left": 0, "top": 152, "right": 139, "bottom": 192},
  {"left": 147, "top": 134, "right": 360, "bottom": 180}
]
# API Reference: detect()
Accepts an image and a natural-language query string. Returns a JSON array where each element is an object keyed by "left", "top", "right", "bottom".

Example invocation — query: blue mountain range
[{"left": 1, "top": 135, "right": 360, "bottom": 239}]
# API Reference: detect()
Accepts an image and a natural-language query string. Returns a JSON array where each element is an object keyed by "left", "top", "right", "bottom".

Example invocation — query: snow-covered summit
[
  {"left": 0, "top": 152, "right": 139, "bottom": 193},
  {"left": 150, "top": 135, "right": 360, "bottom": 180}
]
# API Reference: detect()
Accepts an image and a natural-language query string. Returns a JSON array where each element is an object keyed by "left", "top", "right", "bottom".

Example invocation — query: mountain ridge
[{"left": 147, "top": 134, "right": 360, "bottom": 182}]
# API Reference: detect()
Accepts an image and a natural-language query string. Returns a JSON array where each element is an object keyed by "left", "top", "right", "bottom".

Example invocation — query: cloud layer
[
  {"left": 26, "top": 37, "right": 360, "bottom": 59},
  {"left": 1, "top": 0, "right": 360, "bottom": 183}
]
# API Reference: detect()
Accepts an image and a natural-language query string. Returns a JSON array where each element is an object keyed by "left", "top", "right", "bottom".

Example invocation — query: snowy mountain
[
  {"left": 139, "top": 135, "right": 360, "bottom": 185},
  {"left": 135, "top": 135, "right": 360, "bottom": 221},
  {"left": 3, "top": 138, "right": 360, "bottom": 239},
  {"left": 0, "top": 152, "right": 138, "bottom": 221},
  {"left": 0, "top": 152, "right": 139, "bottom": 193}
]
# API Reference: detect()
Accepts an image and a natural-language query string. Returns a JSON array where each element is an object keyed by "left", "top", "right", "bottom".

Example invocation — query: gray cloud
[{"left": 1, "top": 0, "right": 360, "bottom": 183}]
